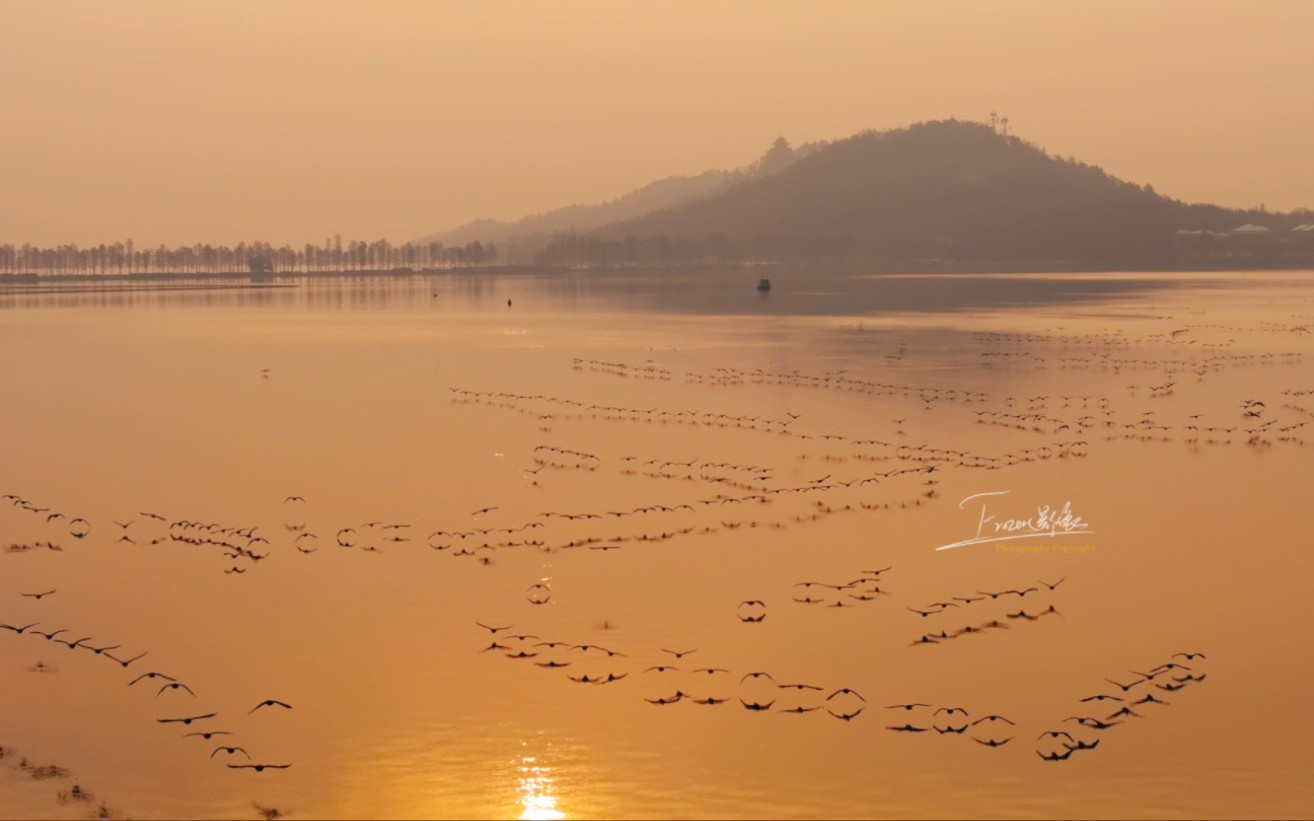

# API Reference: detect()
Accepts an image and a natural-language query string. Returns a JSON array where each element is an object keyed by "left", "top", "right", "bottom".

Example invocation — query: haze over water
[{"left": 2, "top": 270, "right": 1313, "bottom": 819}]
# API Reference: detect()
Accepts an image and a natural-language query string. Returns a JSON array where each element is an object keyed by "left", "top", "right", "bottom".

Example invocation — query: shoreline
[{"left": 2, "top": 259, "right": 1312, "bottom": 285}]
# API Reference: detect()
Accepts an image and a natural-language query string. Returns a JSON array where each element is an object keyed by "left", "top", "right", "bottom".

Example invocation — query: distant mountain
[
  {"left": 532, "top": 119, "right": 1312, "bottom": 268},
  {"left": 418, "top": 137, "right": 821, "bottom": 263}
]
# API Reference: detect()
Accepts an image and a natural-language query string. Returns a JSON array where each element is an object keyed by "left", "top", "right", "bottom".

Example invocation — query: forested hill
[
  {"left": 416, "top": 169, "right": 734, "bottom": 251},
  {"left": 418, "top": 137, "right": 820, "bottom": 263},
  {"left": 534, "top": 120, "right": 1308, "bottom": 267}
]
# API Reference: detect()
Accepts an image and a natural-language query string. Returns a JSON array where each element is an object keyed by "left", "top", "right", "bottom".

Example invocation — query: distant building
[
  {"left": 1174, "top": 221, "right": 1314, "bottom": 267},
  {"left": 1230, "top": 223, "right": 1271, "bottom": 236}
]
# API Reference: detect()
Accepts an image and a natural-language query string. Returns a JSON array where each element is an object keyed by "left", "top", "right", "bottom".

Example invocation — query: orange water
[{"left": 1, "top": 271, "right": 1312, "bottom": 819}]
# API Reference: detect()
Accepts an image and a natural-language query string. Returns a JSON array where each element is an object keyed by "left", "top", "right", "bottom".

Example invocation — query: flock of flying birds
[
  {"left": 2, "top": 585, "right": 295, "bottom": 774},
  {"left": 471, "top": 618, "right": 1208, "bottom": 758},
  {"left": 474, "top": 620, "right": 877, "bottom": 721},
  {"left": 4, "top": 304, "right": 1306, "bottom": 819},
  {"left": 906, "top": 577, "right": 1066, "bottom": 645},
  {"left": 1034, "top": 653, "right": 1210, "bottom": 760},
  {"left": 4, "top": 321, "right": 1295, "bottom": 575}
]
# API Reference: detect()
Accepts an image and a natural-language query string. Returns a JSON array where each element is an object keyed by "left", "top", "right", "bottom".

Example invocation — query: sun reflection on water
[{"left": 517, "top": 754, "right": 566, "bottom": 821}]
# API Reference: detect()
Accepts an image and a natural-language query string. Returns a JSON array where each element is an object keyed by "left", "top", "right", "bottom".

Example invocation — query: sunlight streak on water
[{"left": 517, "top": 753, "right": 566, "bottom": 820}]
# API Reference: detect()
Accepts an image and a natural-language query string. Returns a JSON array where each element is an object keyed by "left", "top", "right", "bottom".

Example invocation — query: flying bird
[
  {"left": 158, "top": 713, "right": 217, "bottom": 725},
  {"left": 105, "top": 651, "right": 147, "bottom": 667},
  {"left": 971, "top": 715, "right": 1015, "bottom": 726}
]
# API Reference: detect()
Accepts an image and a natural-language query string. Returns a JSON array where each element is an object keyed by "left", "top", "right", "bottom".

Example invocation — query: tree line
[{"left": 0, "top": 236, "right": 497, "bottom": 276}]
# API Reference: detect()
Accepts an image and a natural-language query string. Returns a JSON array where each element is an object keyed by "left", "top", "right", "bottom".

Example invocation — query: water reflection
[
  {"left": 517, "top": 752, "right": 565, "bottom": 821},
  {"left": 2, "top": 270, "right": 1313, "bottom": 819},
  {"left": 0, "top": 267, "right": 1265, "bottom": 315}
]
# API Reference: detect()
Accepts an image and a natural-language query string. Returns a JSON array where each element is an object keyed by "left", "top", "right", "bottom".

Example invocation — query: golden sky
[{"left": 2, "top": 0, "right": 1311, "bottom": 246}]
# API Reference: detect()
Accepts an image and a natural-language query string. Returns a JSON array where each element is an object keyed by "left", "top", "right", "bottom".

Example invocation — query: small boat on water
[{"left": 756, "top": 278, "right": 771, "bottom": 292}]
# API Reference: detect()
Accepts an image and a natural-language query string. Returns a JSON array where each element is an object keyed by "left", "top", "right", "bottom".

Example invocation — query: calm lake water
[{"left": 1, "top": 269, "right": 1313, "bottom": 819}]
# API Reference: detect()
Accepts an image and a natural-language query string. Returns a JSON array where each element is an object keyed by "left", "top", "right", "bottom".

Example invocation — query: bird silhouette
[
  {"left": 105, "top": 651, "right": 147, "bottom": 667},
  {"left": 886, "top": 703, "right": 930, "bottom": 711},
  {"left": 971, "top": 715, "right": 1015, "bottom": 726},
  {"left": 661, "top": 648, "right": 697, "bottom": 659},
  {"left": 158, "top": 713, "right": 217, "bottom": 725}
]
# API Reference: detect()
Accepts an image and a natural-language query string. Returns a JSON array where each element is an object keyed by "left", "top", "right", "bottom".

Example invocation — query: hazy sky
[{"left": 3, "top": 0, "right": 1311, "bottom": 247}]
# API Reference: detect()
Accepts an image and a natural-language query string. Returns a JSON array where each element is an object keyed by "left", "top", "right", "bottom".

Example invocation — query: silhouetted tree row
[{"left": 0, "top": 236, "right": 496, "bottom": 276}]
